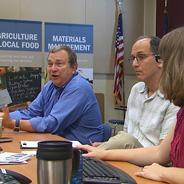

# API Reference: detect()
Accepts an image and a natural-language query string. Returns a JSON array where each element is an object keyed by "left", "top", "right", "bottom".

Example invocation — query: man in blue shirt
[{"left": 2, "top": 46, "right": 105, "bottom": 144}]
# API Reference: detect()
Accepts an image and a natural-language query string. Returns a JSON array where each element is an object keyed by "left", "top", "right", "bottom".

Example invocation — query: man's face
[
  {"left": 131, "top": 38, "right": 161, "bottom": 83},
  {"left": 47, "top": 49, "right": 76, "bottom": 87}
]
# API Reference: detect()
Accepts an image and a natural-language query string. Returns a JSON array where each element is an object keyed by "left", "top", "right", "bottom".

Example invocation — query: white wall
[
  {"left": 0, "top": 0, "right": 156, "bottom": 122},
  {"left": 144, "top": 0, "right": 156, "bottom": 35},
  {"left": 94, "top": 0, "right": 156, "bottom": 122}
]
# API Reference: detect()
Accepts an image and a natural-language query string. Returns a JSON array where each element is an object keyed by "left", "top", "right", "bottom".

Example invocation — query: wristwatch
[{"left": 14, "top": 119, "right": 20, "bottom": 132}]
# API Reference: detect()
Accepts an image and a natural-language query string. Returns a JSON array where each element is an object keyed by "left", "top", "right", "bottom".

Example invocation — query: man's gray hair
[{"left": 48, "top": 45, "right": 77, "bottom": 66}]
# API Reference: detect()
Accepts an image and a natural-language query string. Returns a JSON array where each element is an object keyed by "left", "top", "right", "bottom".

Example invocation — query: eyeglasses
[{"left": 128, "top": 53, "right": 161, "bottom": 63}]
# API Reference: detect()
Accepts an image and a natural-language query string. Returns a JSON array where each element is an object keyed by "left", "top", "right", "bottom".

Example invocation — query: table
[{"left": 0, "top": 129, "right": 166, "bottom": 184}]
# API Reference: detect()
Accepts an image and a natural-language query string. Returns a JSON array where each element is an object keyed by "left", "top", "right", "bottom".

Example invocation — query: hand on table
[
  {"left": 135, "top": 163, "right": 165, "bottom": 182},
  {"left": 77, "top": 144, "right": 107, "bottom": 160}
]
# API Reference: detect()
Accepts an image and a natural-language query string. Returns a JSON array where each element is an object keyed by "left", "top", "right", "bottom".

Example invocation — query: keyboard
[
  {"left": 83, "top": 157, "right": 137, "bottom": 184},
  {"left": 0, "top": 169, "right": 32, "bottom": 184},
  {"left": 0, "top": 172, "right": 21, "bottom": 184}
]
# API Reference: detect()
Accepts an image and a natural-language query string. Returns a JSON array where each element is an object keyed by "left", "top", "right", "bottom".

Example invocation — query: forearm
[
  {"left": 19, "top": 119, "right": 35, "bottom": 132},
  {"left": 161, "top": 167, "right": 184, "bottom": 184},
  {"left": 105, "top": 128, "right": 173, "bottom": 166},
  {"left": 3, "top": 119, "right": 35, "bottom": 132},
  {"left": 102, "top": 146, "right": 161, "bottom": 166},
  {"left": 2, "top": 106, "right": 36, "bottom": 132}
]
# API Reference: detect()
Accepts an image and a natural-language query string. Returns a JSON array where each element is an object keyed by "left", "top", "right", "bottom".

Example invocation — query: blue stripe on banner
[
  {"left": 0, "top": 19, "right": 42, "bottom": 51},
  {"left": 44, "top": 23, "right": 93, "bottom": 53}
]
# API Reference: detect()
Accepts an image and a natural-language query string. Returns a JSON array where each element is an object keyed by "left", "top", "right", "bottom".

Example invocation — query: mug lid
[{"left": 36, "top": 140, "right": 72, "bottom": 161}]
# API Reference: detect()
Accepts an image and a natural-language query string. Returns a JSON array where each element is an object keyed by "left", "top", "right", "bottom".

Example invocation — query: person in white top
[{"left": 95, "top": 36, "right": 179, "bottom": 149}]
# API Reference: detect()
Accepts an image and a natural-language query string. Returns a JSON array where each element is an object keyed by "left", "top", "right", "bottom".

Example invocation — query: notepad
[
  {"left": 70, "top": 140, "right": 81, "bottom": 147},
  {"left": 20, "top": 140, "right": 81, "bottom": 149},
  {"left": 0, "top": 152, "right": 32, "bottom": 164},
  {"left": 20, "top": 141, "right": 39, "bottom": 149}
]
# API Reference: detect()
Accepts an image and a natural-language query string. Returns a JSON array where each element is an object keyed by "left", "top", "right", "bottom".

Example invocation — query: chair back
[
  {"left": 95, "top": 93, "right": 105, "bottom": 122},
  {"left": 103, "top": 124, "right": 112, "bottom": 141}
]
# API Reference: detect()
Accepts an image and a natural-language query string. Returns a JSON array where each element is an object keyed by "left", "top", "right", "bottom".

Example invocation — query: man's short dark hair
[{"left": 136, "top": 36, "right": 160, "bottom": 55}]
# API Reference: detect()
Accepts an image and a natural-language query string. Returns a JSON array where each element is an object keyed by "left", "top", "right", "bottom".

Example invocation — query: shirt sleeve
[
  {"left": 31, "top": 84, "right": 91, "bottom": 134},
  {"left": 10, "top": 89, "right": 44, "bottom": 121},
  {"left": 160, "top": 102, "right": 179, "bottom": 140},
  {"left": 123, "top": 110, "right": 128, "bottom": 132},
  {"left": 123, "top": 84, "right": 137, "bottom": 132}
]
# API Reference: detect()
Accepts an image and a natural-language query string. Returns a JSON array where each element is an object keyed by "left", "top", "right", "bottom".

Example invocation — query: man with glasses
[{"left": 94, "top": 36, "right": 179, "bottom": 149}]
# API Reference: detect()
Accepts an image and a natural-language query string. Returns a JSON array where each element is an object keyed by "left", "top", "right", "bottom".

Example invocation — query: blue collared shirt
[{"left": 10, "top": 73, "right": 104, "bottom": 144}]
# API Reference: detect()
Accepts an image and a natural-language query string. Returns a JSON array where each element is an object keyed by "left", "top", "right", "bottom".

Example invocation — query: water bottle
[{"left": 70, "top": 149, "right": 83, "bottom": 184}]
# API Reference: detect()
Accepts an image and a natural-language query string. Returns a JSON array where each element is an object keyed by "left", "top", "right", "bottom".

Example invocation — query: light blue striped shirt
[{"left": 124, "top": 82, "right": 179, "bottom": 147}]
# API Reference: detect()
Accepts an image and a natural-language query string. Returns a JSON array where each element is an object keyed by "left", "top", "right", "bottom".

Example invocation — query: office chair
[
  {"left": 95, "top": 93, "right": 105, "bottom": 122},
  {"left": 95, "top": 92, "right": 126, "bottom": 136},
  {"left": 108, "top": 119, "right": 125, "bottom": 136},
  {"left": 103, "top": 123, "right": 112, "bottom": 141},
  {"left": 108, "top": 105, "right": 127, "bottom": 136}
]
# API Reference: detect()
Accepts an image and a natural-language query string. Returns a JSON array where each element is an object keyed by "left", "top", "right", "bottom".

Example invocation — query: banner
[
  {"left": 45, "top": 23, "right": 93, "bottom": 53},
  {"left": 0, "top": 19, "right": 42, "bottom": 51}
]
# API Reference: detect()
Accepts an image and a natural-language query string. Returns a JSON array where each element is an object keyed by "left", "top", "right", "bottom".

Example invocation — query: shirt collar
[
  {"left": 138, "top": 82, "right": 164, "bottom": 99},
  {"left": 53, "top": 72, "right": 78, "bottom": 91},
  {"left": 157, "top": 90, "right": 164, "bottom": 99},
  {"left": 138, "top": 83, "right": 147, "bottom": 93}
]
